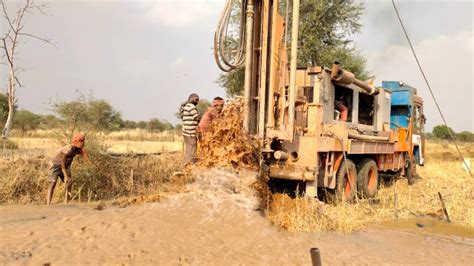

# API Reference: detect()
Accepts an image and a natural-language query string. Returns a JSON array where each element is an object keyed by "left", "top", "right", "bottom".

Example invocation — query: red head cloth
[
  {"left": 72, "top": 132, "right": 86, "bottom": 146},
  {"left": 212, "top": 99, "right": 225, "bottom": 107}
]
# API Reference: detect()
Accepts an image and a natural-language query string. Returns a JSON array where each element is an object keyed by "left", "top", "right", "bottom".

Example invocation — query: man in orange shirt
[
  {"left": 197, "top": 97, "right": 224, "bottom": 139},
  {"left": 46, "top": 132, "right": 89, "bottom": 204}
]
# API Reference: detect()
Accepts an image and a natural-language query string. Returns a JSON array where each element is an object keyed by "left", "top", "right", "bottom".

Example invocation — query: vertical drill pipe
[
  {"left": 243, "top": 0, "right": 255, "bottom": 132},
  {"left": 266, "top": 0, "right": 278, "bottom": 131},
  {"left": 258, "top": 0, "right": 270, "bottom": 139},
  {"left": 288, "top": 0, "right": 300, "bottom": 137},
  {"left": 310, "top": 248, "right": 322, "bottom": 266}
]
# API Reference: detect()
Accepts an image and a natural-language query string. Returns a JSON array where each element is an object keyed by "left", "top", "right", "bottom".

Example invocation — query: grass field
[
  {"left": 10, "top": 135, "right": 183, "bottom": 155},
  {"left": 267, "top": 141, "right": 474, "bottom": 232},
  {"left": 1, "top": 134, "right": 473, "bottom": 233}
]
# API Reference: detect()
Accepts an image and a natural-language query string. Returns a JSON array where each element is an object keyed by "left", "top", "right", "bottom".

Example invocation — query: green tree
[
  {"left": 39, "top": 115, "right": 60, "bottom": 129},
  {"left": 52, "top": 95, "right": 123, "bottom": 138},
  {"left": 175, "top": 99, "right": 211, "bottom": 119},
  {"left": 218, "top": 0, "right": 369, "bottom": 96},
  {"left": 297, "top": 0, "right": 367, "bottom": 77},
  {"left": 137, "top": 121, "right": 147, "bottom": 129},
  {"left": 0, "top": 93, "right": 18, "bottom": 127},
  {"left": 147, "top": 118, "right": 165, "bottom": 132},
  {"left": 13, "top": 110, "right": 41, "bottom": 136},
  {"left": 122, "top": 120, "right": 138, "bottom": 129},
  {"left": 456, "top": 131, "right": 474, "bottom": 142},
  {"left": 0, "top": 93, "right": 8, "bottom": 126},
  {"left": 88, "top": 100, "right": 123, "bottom": 130},
  {"left": 432, "top": 125, "right": 454, "bottom": 140},
  {"left": 196, "top": 99, "right": 211, "bottom": 118}
]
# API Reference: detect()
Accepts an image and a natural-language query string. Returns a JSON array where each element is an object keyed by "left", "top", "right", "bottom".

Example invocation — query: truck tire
[
  {"left": 406, "top": 159, "right": 415, "bottom": 185},
  {"left": 357, "top": 159, "right": 379, "bottom": 198},
  {"left": 336, "top": 159, "right": 358, "bottom": 202}
]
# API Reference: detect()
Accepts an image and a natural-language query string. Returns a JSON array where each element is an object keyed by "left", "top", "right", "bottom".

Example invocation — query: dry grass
[
  {"left": 267, "top": 142, "right": 474, "bottom": 233},
  {"left": 9, "top": 137, "right": 183, "bottom": 155},
  {"left": 2, "top": 130, "right": 185, "bottom": 204},
  {"left": 3, "top": 121, "right": 473, "bottom": 233},
  {"left": 11, "top": 129, "right": 180, "bottom": 142},
  {"left": 105, "top": 140, "right": 182, "bottom": 154},
  {"left": 0, "top": 147, "right": 185, "bottom": 204}
]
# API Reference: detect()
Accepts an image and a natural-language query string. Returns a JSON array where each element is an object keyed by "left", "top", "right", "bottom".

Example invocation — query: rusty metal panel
[
  {"left": 377, "top": 152, "right": 405, "bottom": 171},
  {"left": 267, "top": 128, "right": 292, "bottom": 140},
  {"left": 321, "top": 69, "right": 335, "bottom": 123},
  {"left": 296, "top": 68, "right": 308, "bottom": 87},
  {"left": 348, "top": 140, "right": 395, "bottom": 154},
  {"left": 269, "top": 164, "right": 315, "bottom": 181},
  {"left": 317, "top": 137, "right": 345, "bottom": 152},
  {"left": 306, "top": 104, "right": 322, "bottom": 135},
  {"left": 376, "top": 88, "right": 392, "bottom": 132},
  {"left": 297, "top": 136, "right": 318, "bottom": 166},
  {"left": 307, "top": 66, "right": 322, "bottom": 74}
]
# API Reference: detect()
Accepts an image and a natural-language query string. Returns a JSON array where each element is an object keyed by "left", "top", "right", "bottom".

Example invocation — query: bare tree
[{"left": 0, "top": 0, "right": 53, "bottom": 147}]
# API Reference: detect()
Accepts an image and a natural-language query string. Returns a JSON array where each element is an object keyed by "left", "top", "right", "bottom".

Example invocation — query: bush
[
  {"left": 2, "top": 140, "right": 18, "bottom": 150},
  {"left": 0, "top": 150, "right": 183, "bottom": 204}
]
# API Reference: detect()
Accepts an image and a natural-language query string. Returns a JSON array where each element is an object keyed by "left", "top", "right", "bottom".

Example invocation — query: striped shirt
[{"left": 181, "top": 102, "right": 199, "bottom": 137}]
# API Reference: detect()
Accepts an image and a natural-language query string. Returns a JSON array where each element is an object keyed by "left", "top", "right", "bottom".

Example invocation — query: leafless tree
[{"left": 0, "top": 0, "right": 53, "bottom": 147}]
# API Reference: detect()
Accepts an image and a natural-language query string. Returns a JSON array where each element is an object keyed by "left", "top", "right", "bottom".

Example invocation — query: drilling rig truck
[{"left": 214, "top": 0, "right": 425, "bottom": 200}]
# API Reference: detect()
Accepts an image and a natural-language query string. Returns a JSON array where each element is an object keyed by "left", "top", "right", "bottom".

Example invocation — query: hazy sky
[{"left": 1, "top": 0, "right": 473, "bottom": 131}]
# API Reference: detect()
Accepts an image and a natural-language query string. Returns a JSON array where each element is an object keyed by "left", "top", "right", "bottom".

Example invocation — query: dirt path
[{"left": 1, "top": 194, "right": 473, "bottom": 265}]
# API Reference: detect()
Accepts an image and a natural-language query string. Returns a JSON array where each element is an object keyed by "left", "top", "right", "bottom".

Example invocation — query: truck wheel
[
  {"left": 406, "top": 160, "right": 415, "bottom": 185},
  {"left": 357, "top": 159, "right": 379, "bottom": 198},
  {"left": 336, "top": 159, "right": 357, "bottom": 202}
]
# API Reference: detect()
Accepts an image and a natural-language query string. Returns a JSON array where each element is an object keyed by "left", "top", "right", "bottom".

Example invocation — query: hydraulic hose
[{"left": 214, "top": 0, "right": 247, "bottom": 72}]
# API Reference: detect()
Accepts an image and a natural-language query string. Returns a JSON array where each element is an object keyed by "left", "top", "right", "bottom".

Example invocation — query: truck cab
[{"left": 382, "top": 81, "right": 426, "bottom": 166}]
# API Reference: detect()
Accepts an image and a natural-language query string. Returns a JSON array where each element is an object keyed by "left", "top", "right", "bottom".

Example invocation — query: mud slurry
[
  {"left": 1, "top": 194, "right": 474, "bottom": 265},
  {"left": 1, "top": 167, "right": 473, "bottom": 265}
]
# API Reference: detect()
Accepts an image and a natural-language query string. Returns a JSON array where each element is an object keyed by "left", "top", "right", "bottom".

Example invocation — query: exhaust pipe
[
  {"left": 310, "top": 248, "right": 322, "bottom": 266},
  {"left": 331, "top": 62, "right": 379, "bottom": 95}
]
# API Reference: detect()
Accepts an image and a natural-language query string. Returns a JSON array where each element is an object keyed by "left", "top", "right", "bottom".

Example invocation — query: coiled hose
[{"left": 213, "top": 0, "right": 247, "bottom": 72}]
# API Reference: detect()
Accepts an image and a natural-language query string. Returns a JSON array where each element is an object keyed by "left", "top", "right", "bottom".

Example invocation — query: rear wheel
[
  {"left": 357, "top": 159, "right": 379, "bottom": 198},
  {"left": 406, "top": 159, "right": 416, "bottom": 185},
  {"left": 336, "top": 159, "right": 358, "bottom": 202}
]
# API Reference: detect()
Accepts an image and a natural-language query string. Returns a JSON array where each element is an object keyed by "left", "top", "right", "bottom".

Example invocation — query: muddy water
[
  {"left": 1, "top": 168, "right": 473, "bottom": 264},
  {"left": 380, "top": 217, "right": 474, "bottom": 238},
  {"left": 1, "top": 198, "right": 473, "bottom": 265}
]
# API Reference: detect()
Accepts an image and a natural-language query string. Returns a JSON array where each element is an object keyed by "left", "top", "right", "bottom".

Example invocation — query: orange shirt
[{"left": 198, "top": 108, "right": 219, "bottom": 133}]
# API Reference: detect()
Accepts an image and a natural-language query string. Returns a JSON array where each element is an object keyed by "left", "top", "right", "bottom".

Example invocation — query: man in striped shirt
[{"left": 180, "top": 93, "right": 200, "bottom": 165}]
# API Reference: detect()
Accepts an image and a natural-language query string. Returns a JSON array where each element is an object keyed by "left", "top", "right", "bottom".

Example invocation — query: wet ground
[{"left": 1, "top": 195, "right": 473, "bottom": 265}]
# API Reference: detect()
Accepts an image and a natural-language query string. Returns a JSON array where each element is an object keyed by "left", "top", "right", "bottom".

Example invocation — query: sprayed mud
[
  {"left": 197, "top": 99, "right": 260, "bottom": 169},
  {"left": 1, "top": 197, "right": 473, "bottom": 264},
  {"left": 1, "top": 168, "right": 474, "bottom": 265}
]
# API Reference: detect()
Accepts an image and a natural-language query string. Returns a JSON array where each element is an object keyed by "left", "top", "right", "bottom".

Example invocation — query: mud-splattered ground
[{"left": 1, "top": 193, "right": 473, "bottom": 265}]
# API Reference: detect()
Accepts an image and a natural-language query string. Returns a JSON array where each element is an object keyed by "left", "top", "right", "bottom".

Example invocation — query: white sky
[{"left": 1, "top": 0, "right": 473, "bottom": 131}]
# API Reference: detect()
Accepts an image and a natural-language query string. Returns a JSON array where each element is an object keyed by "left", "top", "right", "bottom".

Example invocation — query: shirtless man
[{"left": 46, "top": 133, "right": 89, "bottom": 204}]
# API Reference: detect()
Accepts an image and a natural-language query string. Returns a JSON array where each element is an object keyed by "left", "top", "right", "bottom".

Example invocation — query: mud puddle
[
  {"left": 377, "top": 217, "right": 474, "bottom": 247},
  {"left": 1, "top": 196, "right": 473, "bottom": 265},
  {"left": 1, "top": 168, "right": 473, "bottom": 264}
]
